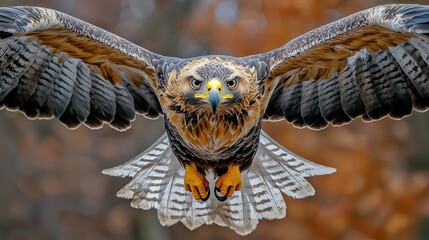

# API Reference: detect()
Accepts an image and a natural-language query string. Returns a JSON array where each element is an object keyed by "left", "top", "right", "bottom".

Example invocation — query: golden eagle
[{"left": 0, "top": 4, "right": 429, "bottom": 235}]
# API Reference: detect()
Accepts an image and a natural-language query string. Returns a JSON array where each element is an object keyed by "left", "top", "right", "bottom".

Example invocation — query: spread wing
[
  {"left": 261, "top": 4, "right": 429, "bottom": 129},
  {"left": 0, "top": 6, "right": 166, "bottom": 131}
]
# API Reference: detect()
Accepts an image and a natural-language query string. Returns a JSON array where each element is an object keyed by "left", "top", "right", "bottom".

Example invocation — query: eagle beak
[
  {"left": 207, "top": 87, "right": 222, "bottom": 114},
  {"left": 195, "top": 79, "right": 232, "bottom": 114}
]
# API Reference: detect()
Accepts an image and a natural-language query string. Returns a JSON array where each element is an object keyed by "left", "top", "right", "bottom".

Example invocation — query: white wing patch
[{"left": 102, "top": 131, "right": 335, "bottom": 235}]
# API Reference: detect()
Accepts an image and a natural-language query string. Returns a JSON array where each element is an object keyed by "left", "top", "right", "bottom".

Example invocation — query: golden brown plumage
[
  {"left": 161, "top": 57, "right": 263, "bottom": 154},
  {"left": 272, "top": 26, "right": 417, "bottom": 87}
]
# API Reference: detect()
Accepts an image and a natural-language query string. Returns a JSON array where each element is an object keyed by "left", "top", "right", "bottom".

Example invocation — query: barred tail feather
[{"left": 102, "top": 131, "right": 335, "bottom": 235}]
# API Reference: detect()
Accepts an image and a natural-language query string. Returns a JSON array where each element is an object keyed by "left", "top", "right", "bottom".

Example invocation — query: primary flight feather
[{"left": 0, "top": 4, "right": 429, "bottom": 235}]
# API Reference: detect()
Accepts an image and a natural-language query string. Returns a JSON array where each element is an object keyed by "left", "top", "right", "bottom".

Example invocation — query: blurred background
[{"left": 0, "top": 0, "right": 429, "bottom": 239}]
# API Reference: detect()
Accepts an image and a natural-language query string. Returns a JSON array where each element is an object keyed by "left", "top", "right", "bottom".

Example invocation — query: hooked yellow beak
[{"left": 195, "top": 79, "right": 233, "bottom": 114}]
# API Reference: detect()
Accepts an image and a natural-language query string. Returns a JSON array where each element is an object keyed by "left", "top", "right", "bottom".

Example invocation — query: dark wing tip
[{"left": 0, "top": 31, "right": 12, "bottom": 38}]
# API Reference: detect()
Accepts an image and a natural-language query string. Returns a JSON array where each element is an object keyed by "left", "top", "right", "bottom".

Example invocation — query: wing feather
[
  {"left": 59, "top": 62, "right": 91, "bottom": 128},
  {"left": 52, "top": 57, "right": 77, "bottom": 117},
  {"left": 262, "top": 4, "right": 429, "bottom": 129},
  {"left": 0, "top": 6, "right": 166, "bottom": 131},
  {"left": 338, "top": 62, "right": 366, "bottom": 119},
  {"left": 301, "top": 79, "right": 327, "bottom": 129},
  {"left": 0, "top": 39, "right": 33, "bottom": 101},
  {"left": 85, "top": 70, "right": 116, "bottom": 129}
]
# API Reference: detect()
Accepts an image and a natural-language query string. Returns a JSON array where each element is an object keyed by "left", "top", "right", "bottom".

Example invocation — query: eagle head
[{"left": 164, "top": 57, "right": 262, "bottom": 120}]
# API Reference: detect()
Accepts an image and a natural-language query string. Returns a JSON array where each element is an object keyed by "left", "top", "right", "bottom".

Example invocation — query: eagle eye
[
  {"left": 189, "top": 76, "right": 202, "bottom": 90},
  {"left": 226, "top": 77, "right": 238, "bottom": 89}
]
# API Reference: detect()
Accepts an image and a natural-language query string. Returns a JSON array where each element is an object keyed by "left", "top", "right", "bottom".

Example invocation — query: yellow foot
[
  {"left": 184, "top": 162, "right": 210, "bottom": 201},
  {"left": 215, "top": 165, "right": 242, "bottom": 201}
]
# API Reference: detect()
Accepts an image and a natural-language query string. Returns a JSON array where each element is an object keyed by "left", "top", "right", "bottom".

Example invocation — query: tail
[{"left": 102, "top": 131, "right": 335, "bottom": 235}]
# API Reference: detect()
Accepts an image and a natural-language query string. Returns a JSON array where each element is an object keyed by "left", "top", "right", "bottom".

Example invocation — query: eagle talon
[
  {"left": 184, "top": 163, "right": 209, "bottom": 201},
  {"left": 215, "top": 165, "right": 242, "bottom": 201},
  {"left": 201, "top": 187, "right": 210, "bottom": 201},
  {"left": 215, "top": 187, "right": 227, "bottom": 202}
]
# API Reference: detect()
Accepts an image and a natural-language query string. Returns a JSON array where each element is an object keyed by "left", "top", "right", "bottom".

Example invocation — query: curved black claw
[
  {"left": 215, "top": 187, "right": 227, "bottom": 202},
  {"left": 201, "top": 187, "right": 210, "bottom": 202}
]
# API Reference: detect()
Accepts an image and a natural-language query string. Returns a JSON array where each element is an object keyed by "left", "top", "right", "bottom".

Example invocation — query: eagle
[{"left": 0, "top": 4, "right": 429, "bottom": 235}]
